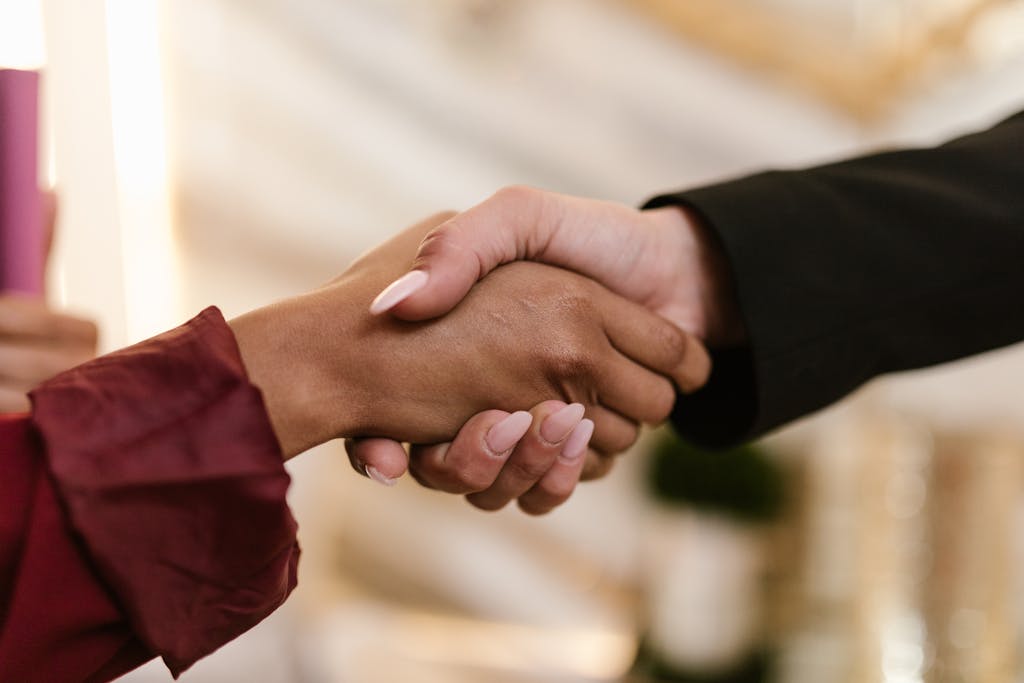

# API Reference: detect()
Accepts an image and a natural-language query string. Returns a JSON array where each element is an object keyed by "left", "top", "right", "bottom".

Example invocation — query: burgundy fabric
[{"left": 0, "top": 307, "right": 298, "bottom": 681}]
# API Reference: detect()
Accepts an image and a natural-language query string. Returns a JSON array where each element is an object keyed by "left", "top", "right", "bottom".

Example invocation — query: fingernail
[
  {"left": 561, "top": 419, "right": 594, "bottom": 461},
  {"left": 366, "top": 465, "right": 397, "bottom": 487},
  {"left": 486, "top": 410, "right": 533, "bottom": 454},
  {"left": 369, "top": 270, "right": 429, "bottom": 315},
  {"left": 540, "top": 403, "right": 585, "bottom": 443}
]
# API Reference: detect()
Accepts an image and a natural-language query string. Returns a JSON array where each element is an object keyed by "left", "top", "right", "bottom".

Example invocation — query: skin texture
[
  {"left": 380, "top": 186, "right": 744, "bottom": 345},
  {"left": 229, "top": 213, "right": 704, "bottom": 489},
  {"left": 351, "top": 187, "right": 739, "bottom": 511},
  {"left": 408, "top": 400, "right": 594, "bottom": 515}
]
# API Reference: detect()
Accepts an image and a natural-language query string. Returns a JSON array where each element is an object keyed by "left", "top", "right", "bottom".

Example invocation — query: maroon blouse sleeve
[{"left": 0, "top": 307, "right": 299, "bottom": 681}]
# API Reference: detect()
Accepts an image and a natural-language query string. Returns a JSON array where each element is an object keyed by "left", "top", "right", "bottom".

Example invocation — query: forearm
[
  {"left": 652, "top": 109, "right": 1024, "bottom": 446},
  {"left": 228, "top": 295, "right": 359, "bottom": 459}
]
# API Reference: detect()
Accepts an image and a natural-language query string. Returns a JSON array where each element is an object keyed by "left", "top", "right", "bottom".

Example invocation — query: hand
[
  {"left": 229, "top": 214, "right": 699, "bottom": 468},
  {"left": 350, "top": 188, "right": 730, "bottom": 505},
  {"left": 348, "top": 400, "right": 596, "bottom": 514},
  {"left": 0, "top": 295, "right": 98, "bottom": 412},
  {"left": 0, "top": 192, "right": 99, "bottom": 412},
  {"left": 370, "top": 186, "right": 745, "bottom": 346}
]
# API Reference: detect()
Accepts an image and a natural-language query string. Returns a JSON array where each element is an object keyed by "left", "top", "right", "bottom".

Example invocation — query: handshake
[
  {"left": 6, "top": 109, "right": 1011, "bottom": 682},
  {"left": 229, "top": 186, "right": 744, "bottom": 515}
]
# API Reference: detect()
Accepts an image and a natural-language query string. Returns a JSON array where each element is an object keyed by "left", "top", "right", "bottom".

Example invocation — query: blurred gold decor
[
  {"left": 625, "top": 0, "right": 1024, "bottom": 121},
  {"left": 630, "top": 413, "right": 1024, "bottom": 682},
  {"left": 775, "top": 413, "right": 1024, "bottom": 683}
]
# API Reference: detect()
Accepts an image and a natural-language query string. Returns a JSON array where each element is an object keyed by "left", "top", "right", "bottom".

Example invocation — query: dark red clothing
[{"left": 0, "top": 308, "right": 299, "bottom": 682}]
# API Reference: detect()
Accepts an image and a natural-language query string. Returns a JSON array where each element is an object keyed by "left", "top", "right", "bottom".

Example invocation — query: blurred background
[{"left": 6, "top": 0, "right": 1024, "bottom": 680}]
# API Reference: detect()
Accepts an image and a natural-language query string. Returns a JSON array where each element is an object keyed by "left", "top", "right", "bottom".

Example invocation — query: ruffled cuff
[{"left": 29, "top": 307, "right": 299, "bottom": 677}]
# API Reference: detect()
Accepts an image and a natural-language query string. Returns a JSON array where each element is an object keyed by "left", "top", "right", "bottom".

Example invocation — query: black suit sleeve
[{"left": 645, "top": 110, "right": 1024, "bottom": 448}]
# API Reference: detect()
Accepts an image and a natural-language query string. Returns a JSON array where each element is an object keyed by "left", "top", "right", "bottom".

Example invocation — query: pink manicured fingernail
[
  {"left": 370, "top": 270, "right": 429, "bottom": 315},
  {"left": 561, "top": 419, "right": 594, "bottom": 461},
  {"left": 366, "top": 465, "right": 397, "bottom": 487},
  {"left": 486, "top": 410, "right": 532, "bottom": 454},
  {"left": 540, "top": 403, "right": 585, "bottom": 443}
]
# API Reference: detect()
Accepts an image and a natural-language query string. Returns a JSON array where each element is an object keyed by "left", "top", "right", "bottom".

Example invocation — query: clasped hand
[{"left": 234, "top": 190, "right": 721, "bottom": 514}]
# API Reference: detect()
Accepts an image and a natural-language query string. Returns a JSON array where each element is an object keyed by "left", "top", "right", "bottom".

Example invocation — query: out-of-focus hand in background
[
  {"left": 0, "top": 193, "right": 98, "bottom": 412},
  {"left": 0, "top": 295, "right": 98, "bottom": 412}
]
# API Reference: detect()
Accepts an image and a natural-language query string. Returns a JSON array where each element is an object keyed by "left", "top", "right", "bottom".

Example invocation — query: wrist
[
  {"left": 647, "top": 205, "right": 746, "bottom": 347},
  {"left": 228, "top": 293, "right": 364, "bottom": 459}
]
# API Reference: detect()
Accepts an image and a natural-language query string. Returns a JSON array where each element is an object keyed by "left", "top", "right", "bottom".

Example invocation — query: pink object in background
[{"left": 0, "top": 69, "right": 43, "bottom": 295}]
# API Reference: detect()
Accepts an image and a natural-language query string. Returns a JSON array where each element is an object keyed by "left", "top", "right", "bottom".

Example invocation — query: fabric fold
[{"left": 30, "top": 307, "right": 299, "bottom": 677}]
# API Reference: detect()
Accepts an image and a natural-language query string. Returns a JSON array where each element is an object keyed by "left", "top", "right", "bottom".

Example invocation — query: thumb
[{"left": 369, "top": 187, "right": 551, "bottom": 321}]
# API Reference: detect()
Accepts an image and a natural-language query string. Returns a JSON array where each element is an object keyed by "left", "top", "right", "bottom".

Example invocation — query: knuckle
[
  {"left": 492, "top": 185, "right": 558, "bottom": 235},
  {"left": 545, "top": 342, "right": 598, "bottom": 383},
  {"left": 456, "top": 467, "right": 496, "bottom": 494},
  {"left": 493, "top": 184, "right": 539, "bottom": 206},
  {"left": 417, "top": 223, "right": 460, "bottom": 258},
  {"left": 558, "top": 275, "right": 596, "bottom": 305},
  {"left": 419, "top": 445, "right": 501, "bottom": 493},
  {"left": 653, "top": 322, "right": 688, "bottom": 368}
]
